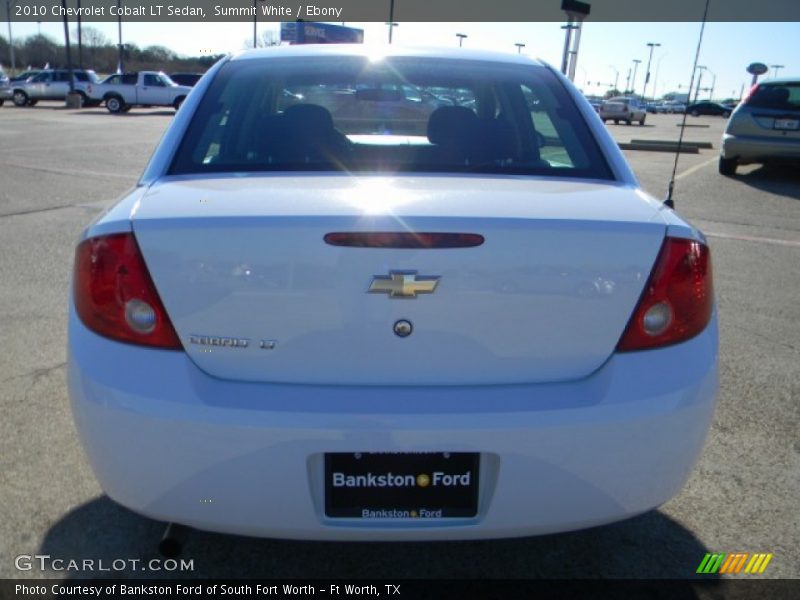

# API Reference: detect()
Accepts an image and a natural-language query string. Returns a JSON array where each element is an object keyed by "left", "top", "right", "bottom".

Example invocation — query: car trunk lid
[{"left": 132, "top": 175, "right": 667, "bottom": 385}]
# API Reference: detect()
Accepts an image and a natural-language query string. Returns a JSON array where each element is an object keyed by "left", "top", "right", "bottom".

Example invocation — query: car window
[
  {"left": 170, "top": 57, "right": 613, "bottom": 180},
  {"left": 121, "top": 74, "right": 138, "bottom": 85},
  {"left": 31, "top": 72, "right": 52, "bottom": 83},
  {"left": 104, "top": 75, "right": 120, "bottom": 85},
  {"left": 144, "top": 74, "right": 163, "bottom": 87},
  {"left": 747, "top": 83, "right": 800, "bottom": 111}
]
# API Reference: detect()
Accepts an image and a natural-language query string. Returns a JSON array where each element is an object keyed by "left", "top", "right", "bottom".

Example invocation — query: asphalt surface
[{"left": 0, "top": 104, "right": 798, "bottom": 581}]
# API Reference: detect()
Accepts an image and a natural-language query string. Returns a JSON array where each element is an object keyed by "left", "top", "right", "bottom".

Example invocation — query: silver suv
[
  {"left": 12, "top": 69, "right": 99, "bottom": 107},
  {"left": 0, "top": 68, "right": 10, "bottom": 106},
  {"left": 720, "top": 79, "right": 800, "bottom": 175},
  {"left": 599, "top": 96, "right": 647, "bottom": 125}
]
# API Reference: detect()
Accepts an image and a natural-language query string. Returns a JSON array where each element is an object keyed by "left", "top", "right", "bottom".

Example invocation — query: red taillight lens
[
  {"left": 73, "top": 232, "right": 182, "bottom": 349},
  {"left": 616, "top": 237, "right": 713, "bottom": 352}
]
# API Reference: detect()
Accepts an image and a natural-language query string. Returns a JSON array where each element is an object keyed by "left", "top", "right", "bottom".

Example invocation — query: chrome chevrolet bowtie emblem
[{"left": 368, "top": 271, "right": 440, "bottom": 298}]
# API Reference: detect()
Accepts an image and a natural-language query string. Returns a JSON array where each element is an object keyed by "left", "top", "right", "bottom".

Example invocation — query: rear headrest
[
  {"left": 427, "top": 106, "right": 480, "bottom": 145},
  {"left": 281, "top": 104, "right": 336, "bottom": 133}
]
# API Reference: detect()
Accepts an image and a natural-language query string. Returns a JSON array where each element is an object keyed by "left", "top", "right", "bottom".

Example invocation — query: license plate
[
  {"left": 774, "top": 118, "right": 799, "bottom": 130},
  {"left": 324, "top": 452, "right": 479, "bottom": 519}
]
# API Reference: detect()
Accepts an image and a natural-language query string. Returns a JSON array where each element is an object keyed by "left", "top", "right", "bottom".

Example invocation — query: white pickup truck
[{"left": 77, "top": 71, "right": 192, "bottom": 113}]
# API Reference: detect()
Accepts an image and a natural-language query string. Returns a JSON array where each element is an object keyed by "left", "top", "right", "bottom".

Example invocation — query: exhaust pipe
[{"left": 158, "top": 523, "right": 189, "bottom": 558}]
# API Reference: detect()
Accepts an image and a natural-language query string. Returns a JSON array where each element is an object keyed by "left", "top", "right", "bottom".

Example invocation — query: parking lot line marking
[
  {"left": 675, "top": 157, "right": 718, "bottom": 181},
  {"left": 2, "top": 161, "right": 136, "bottom": 181},
  {"left": 705, "top": 231, "right": 800, "bottom": 248}
]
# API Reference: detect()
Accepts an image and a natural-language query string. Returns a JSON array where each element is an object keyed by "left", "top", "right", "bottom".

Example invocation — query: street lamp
[
  {"left": 560, "top": 0, "right": 591, "bottom": 82},
  {"left": 5, "top": 0, "right": 16, "bottom": 72},
  {"left": 117, "top": 0, "right": 123, "bottom": 73},
  {"left": 456, "top": 33, "right": 467, "bottom": 47},
  {"left": 652, "top": 52, "right": 667, "bottom": 102},
  {"left": 630, "top": 59, "right": 642, "bottom": 96},
  {"left": 703, "top": 67, "right": 716, "bottom": 100},
  {"left": 515, "top": 43, "right": 525, "bottom": 54},
  {"left": 642, "top": 42, "right": 661, "bottom": 101},
  {"left": 387, "top": 0, "right": 397, "bottom": 44},
  {"left": 770, "top": 64, "right": 785, "bottom": 79},
  {"left": 693, "top": 65, "right": 706, "bottom": 103},
  {"left": 608, "top": 65, "right": 619, "bottom": 91}
]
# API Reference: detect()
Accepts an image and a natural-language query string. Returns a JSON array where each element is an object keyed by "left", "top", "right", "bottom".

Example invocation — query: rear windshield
[
  {"left": 170, "top": 56, "right": 613, "bottom": 179},
  {"left": 747, "top": 83, "right": 800, "bottom": 111}
]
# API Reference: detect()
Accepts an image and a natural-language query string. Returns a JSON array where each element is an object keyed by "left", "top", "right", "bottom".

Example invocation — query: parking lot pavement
[{"left": 1, "top": 104, "right": 798, "bottom": 579}]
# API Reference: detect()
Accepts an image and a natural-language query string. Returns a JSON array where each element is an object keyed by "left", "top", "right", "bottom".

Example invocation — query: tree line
[{"left": 0, "top": 27, "right": 226, "bottom": 75}]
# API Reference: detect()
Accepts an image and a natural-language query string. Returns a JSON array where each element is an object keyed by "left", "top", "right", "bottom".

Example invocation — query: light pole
[
  {"left": 253, "top": 0, "right": 257, "bottom": 48},
  {"left": 652, "top": 53, "right": 667, "bottom": 102},
  {"left": 117, "top": 0, "right": 123, "bottom": 72},
  {"left": 704, "top": 67, "right": 716, "bottom": 100},
  {"left": 60, "top": 0, "right": 74, "bottom": 94},
  {"left": 608, "top": 65, "right": 619, "bottom": 92},
  {"left": 560, "top": 24, "right": 578, "bottom": 75},
  {"left": 770, "top": 64, "right": 784, "bottom": 79},
  {"left": 515, "top": 43, "right": 525, "bottom": 54},
  {"left": 5, "top": 0, "right": 16, "bottom": 73},
  {"left": 77, "top": 0, "right": 83, "bottom": 68},
  {"left": 625, "top": 67, "right": 631, "bottom": 93},
  {"left": 642, "top": 42, "right": 661, "bottom": 101},
  {"left": 456, "top": 33, "right": 467, "bottom": 47},
  {"left": 693, "top": 65, "right": 706, "bottom": 103},
  {"left": 560, "top": 0, "right": 591, "bottom": 82},
  {"left": 387, "top": 0, "right": 396, "bottom": 44},
  {"left": 630, "top": 59, "right": 642, "bottom": 96}
]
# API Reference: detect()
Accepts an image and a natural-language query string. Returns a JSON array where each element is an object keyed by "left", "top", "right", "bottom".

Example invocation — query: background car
[
  {"left": 12, "top": 69, "right": 99, "bottom": 107},
  {"left": 0, "top": 68, "right": 10, "bottom": 106},
  {"left": 598, "top": 96, "right": 647, "bottom": 125},
  {"left": 169, "top": 72, "right": 203, "bottom": 87},
  {"left": 719, "top": 78, "right": 800, "bottom": 175},
  {"left": 686, "top": 101, "right": 732, "bottom": 117},
  {"left": 68, "top": 46, "right": 717, "bottom": 543}
]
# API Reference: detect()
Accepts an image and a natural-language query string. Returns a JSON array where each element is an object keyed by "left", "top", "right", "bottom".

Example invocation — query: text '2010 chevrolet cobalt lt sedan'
[{"left": 68, "top": 45, "right": 717, "bottom": 541}]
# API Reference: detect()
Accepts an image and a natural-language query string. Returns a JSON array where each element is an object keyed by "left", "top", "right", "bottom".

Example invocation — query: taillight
[
  {"left": 73, "top": 232, "right": 182, "bottom": 349},
  {"left": 616, "top": 237, "right": 713, "bottom": 352}
]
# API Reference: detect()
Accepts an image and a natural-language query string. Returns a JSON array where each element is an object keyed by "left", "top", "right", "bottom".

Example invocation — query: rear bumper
[
  {"left": 68, "top": 307, "right": 718, "bottom": 541},
  {"left": 721, "top": 132, "right": 800, "bottom": 162}
]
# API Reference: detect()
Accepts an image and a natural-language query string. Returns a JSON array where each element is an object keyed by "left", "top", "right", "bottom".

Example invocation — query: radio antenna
[{"left": 665, "top": 0, "right": 712, "bottom": 208}]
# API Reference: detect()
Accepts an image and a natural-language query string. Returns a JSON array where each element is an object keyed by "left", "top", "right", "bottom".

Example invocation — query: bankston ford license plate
[{"left": 324, "top": 452, "right": 479, "bottom": 519}]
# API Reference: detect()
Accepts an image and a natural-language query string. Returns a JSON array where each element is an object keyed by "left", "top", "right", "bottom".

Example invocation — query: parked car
[
  {"left": 686, "top": 101, "right": 732, "bottom": 117},
  {"left": 10, "top": 69, "right": 41, "bottom": 83},
  {"left": 169, "top": 72, "right": 203, "bottom": 87},
  {"left": 11, "top": 69, "right": 100, "bottom": 106},
  {"left": 0, "top": 67, "right": 10, "bottom": 106},
  {"left": 68, "top": 46, "right": 717, "bottom": 542},
  {"left": 76, "top": 71, "right": 192, "bottom": 113},
  {"left": 719, "top": 79, "right": 800, "bottom": 175},
  {"left": 660, "top": 101, "right": 686, "bottom": 114},
  {"left": 599, "top": 96, "right": 647, "bottom": 125}
]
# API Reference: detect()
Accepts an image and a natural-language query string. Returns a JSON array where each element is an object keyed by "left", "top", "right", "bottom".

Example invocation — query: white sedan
[{"left": 68, "top": 45, "right": 717, "bottom": 541}]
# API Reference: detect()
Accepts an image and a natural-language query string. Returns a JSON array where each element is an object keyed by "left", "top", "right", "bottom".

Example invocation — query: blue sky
[{"left": 4, "top": 20, "right": 797, "bottom": 100}]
